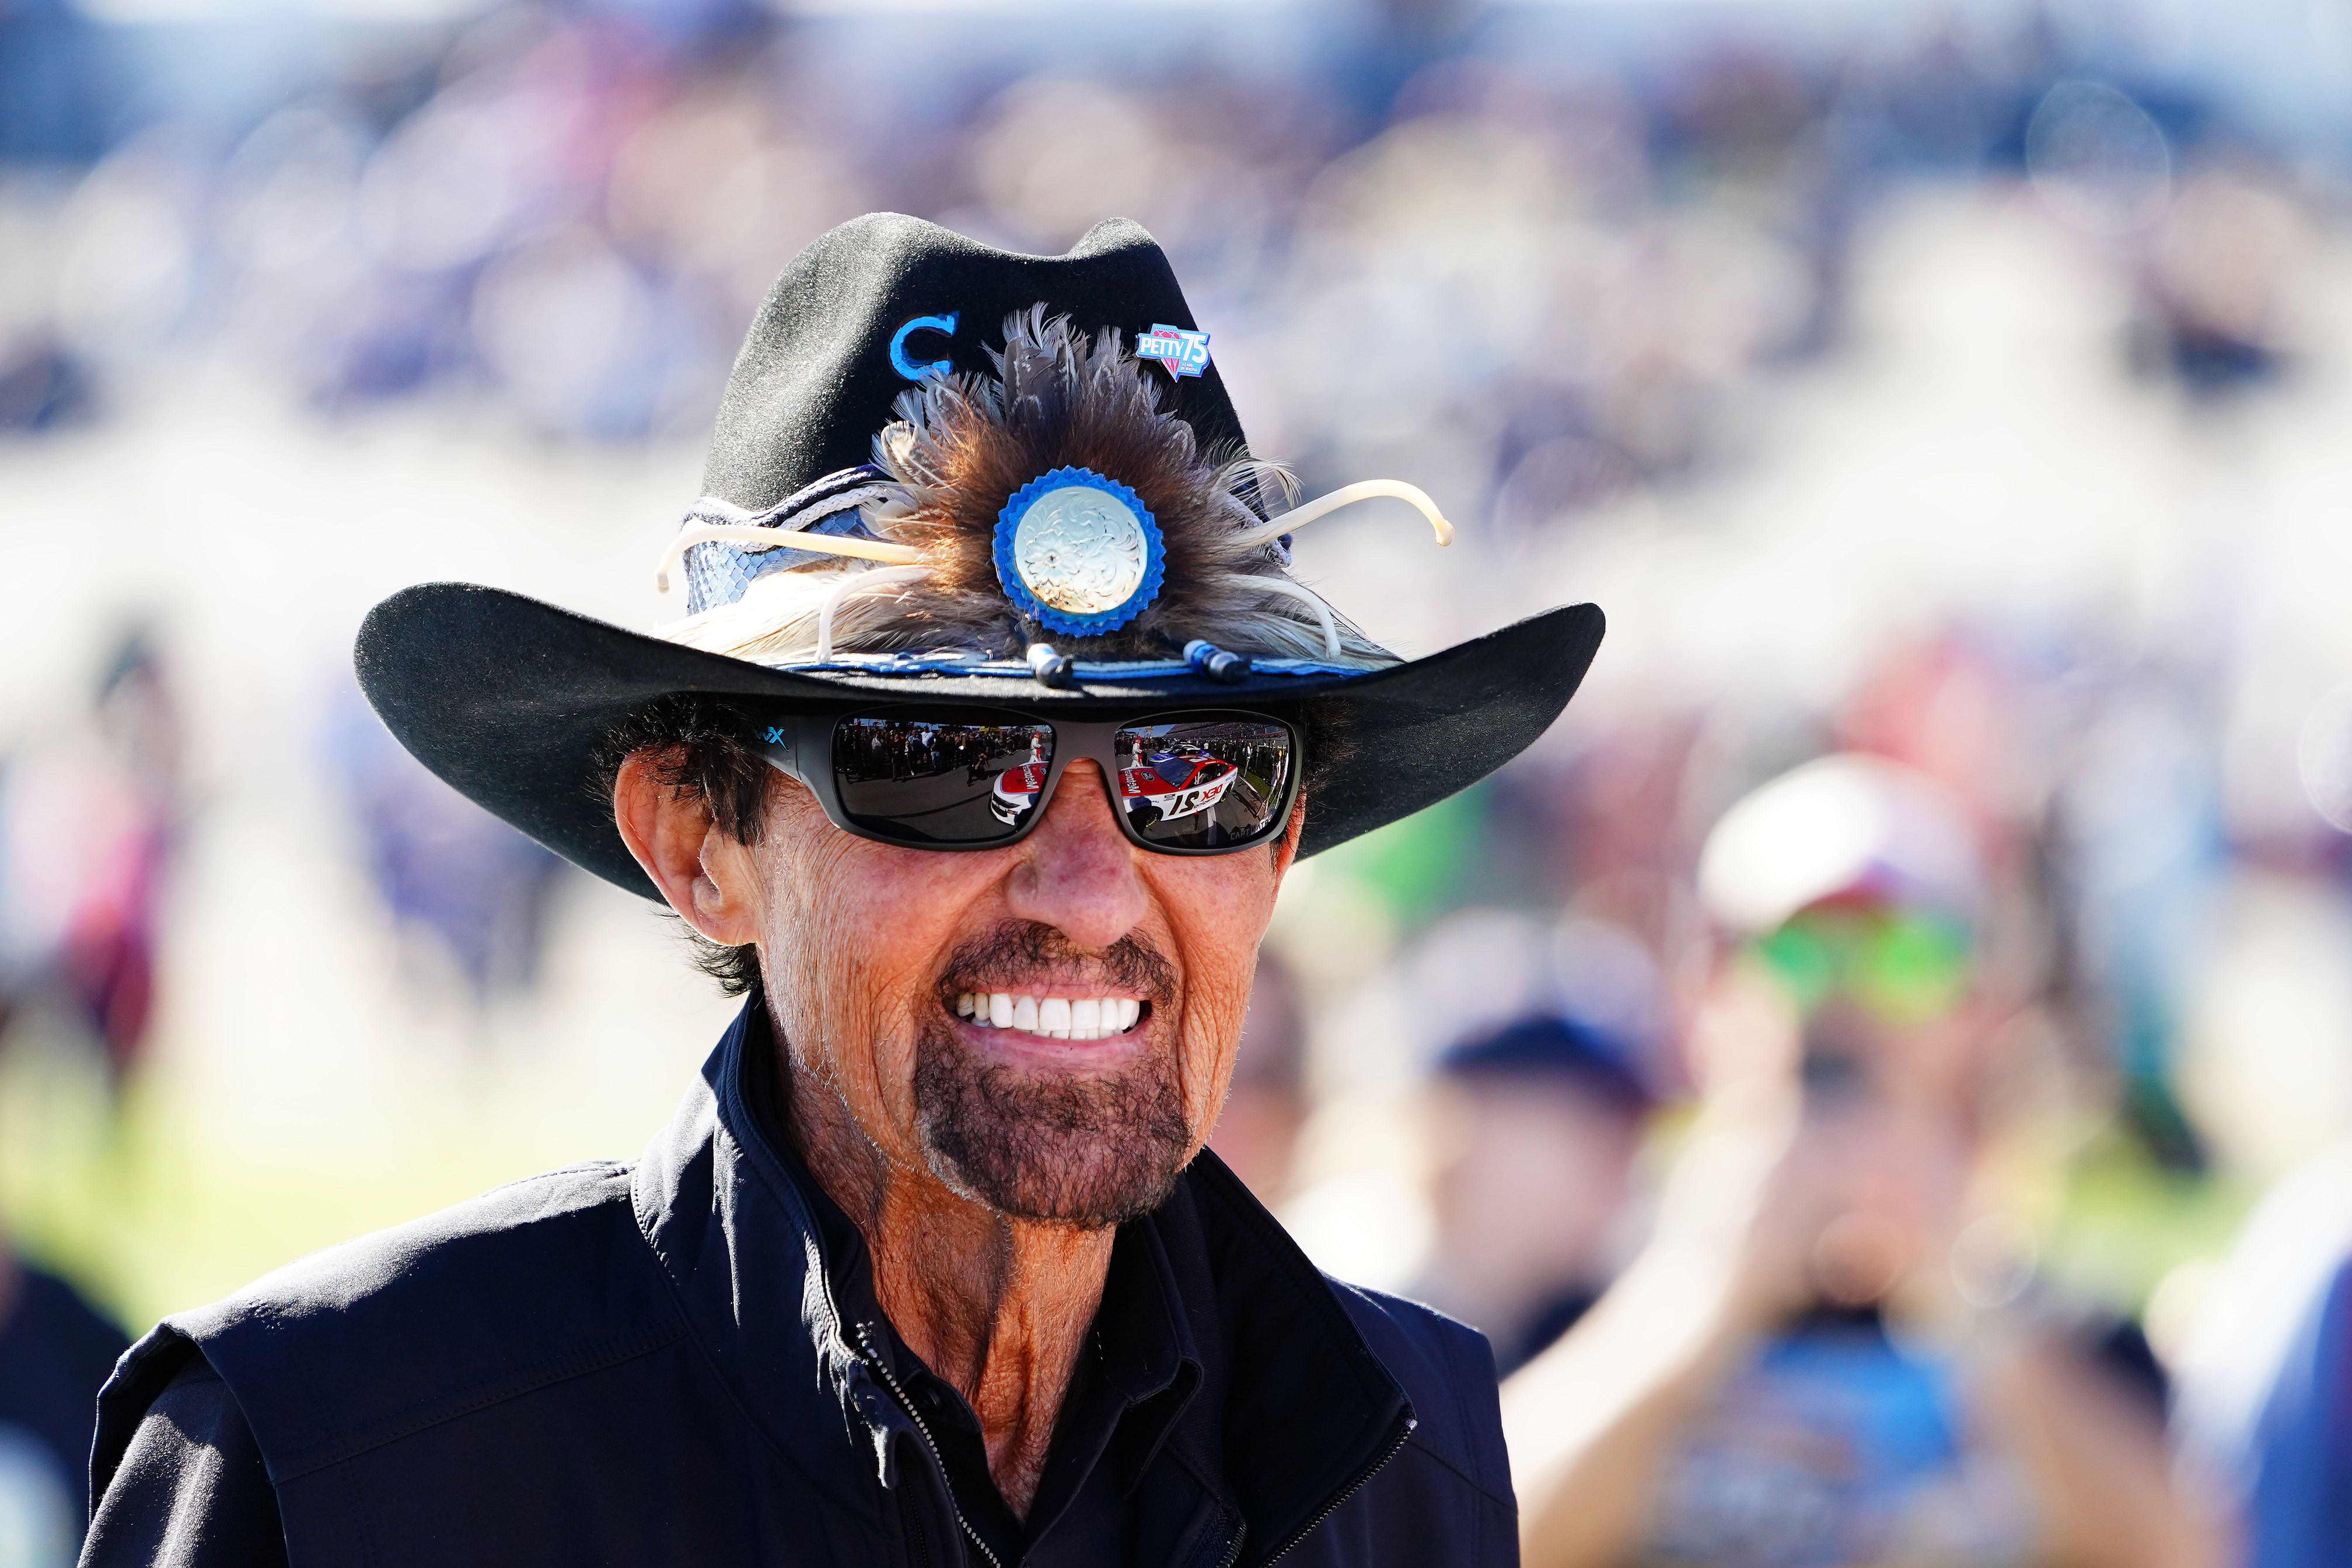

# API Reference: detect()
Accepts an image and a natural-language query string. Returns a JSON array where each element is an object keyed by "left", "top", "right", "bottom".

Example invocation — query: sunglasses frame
[{"left": 751, "top": 704, "right": 1305, "bottom": 857}]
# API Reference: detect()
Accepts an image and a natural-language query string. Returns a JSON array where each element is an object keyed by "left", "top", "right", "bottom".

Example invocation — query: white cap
[{"left": 1696, "top": 753, "right": 1985, "bottom": 935}]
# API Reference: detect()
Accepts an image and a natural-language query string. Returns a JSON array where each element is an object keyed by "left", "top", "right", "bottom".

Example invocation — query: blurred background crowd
[{"left": 5, "top": 0, "right": 2352, "bottom": 1561}]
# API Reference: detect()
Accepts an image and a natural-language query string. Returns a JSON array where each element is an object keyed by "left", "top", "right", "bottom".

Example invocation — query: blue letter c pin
[{"left": 889, "top": 312, "right": 959, "bottom": 380}]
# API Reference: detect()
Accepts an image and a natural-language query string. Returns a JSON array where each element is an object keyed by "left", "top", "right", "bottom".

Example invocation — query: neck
[{"left": 784, "top": 1052, "right": 1114, "bottom": 1520}]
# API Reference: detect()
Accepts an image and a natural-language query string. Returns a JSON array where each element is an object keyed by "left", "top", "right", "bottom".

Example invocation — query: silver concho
[{"left": 1010, "top": 485, "right": 1149, "bottom": 615}]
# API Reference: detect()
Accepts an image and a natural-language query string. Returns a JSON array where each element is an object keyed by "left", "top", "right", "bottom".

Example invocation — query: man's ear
[
  {"left": 1269, "top": 795, "right": 1308, "bottom": 882},
  {"left": 613, "top": 750, "right": 763, "bottom": 946}
]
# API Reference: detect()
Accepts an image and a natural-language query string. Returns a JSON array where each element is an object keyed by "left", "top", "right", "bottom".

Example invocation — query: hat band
[{"left": 669, "top": 465, "right": 905, "bottom": 615}]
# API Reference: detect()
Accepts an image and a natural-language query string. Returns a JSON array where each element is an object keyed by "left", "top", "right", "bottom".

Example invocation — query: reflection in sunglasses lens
[
  {"left": 833, "top": 716, "right": 1055, "bottom": 845},
  {"left": 1113, "top": 718, "right": 1294, "bottom": 850}
]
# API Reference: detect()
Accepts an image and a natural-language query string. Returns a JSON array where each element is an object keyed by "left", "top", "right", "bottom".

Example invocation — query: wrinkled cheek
[
  {"left": 759, "top": 852, "right": 912, "bottom": 1126},
  {"left": 795, "top": 949, "right": 917, "bottom": 1120},
  {"left": 1174, "top": 997, "right": 1251, "bottom": 1143}
]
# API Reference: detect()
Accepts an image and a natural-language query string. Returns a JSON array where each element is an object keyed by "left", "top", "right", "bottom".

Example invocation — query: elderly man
[{"left": 82, "top": 215, "right": 1602, "bottom": 1568}]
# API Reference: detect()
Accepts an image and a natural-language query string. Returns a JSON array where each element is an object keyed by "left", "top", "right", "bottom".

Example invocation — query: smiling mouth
[{"left": 954, "top": 992, "right": 1147, "bottom": 1041}]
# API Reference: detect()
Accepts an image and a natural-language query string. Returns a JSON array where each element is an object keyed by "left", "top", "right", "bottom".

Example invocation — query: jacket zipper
[
  {"left": 1259, "top": 1414, "right": 1416, "bottom": 1566},
  {"left": 856, "top": 1322, "right": 1007, "bottom": 1568}
]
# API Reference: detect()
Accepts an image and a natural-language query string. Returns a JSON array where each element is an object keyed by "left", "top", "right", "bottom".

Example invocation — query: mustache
[{"left": 936, "top": 921, "right": 1176, "bottom": 1002}]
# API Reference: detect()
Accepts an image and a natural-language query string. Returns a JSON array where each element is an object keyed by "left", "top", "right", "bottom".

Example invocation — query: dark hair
[{"left": 594, "top": 694, "right": 1351, "bottom": 996}]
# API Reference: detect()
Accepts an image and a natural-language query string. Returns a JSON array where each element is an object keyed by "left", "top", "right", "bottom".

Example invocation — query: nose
[{"left": 1004, "top": 760, "right": 1148, "bottom": 951}]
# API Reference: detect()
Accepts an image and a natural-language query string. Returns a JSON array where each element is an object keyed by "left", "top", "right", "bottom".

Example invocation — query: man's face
[
  {"left": 1728, "top": 903, "right": 1996, "bottom": 1305},
  {"left": 1433, "top": 1076, "right": 1643, "bottom": 1296},
  {"left": 741, "top": 757, "right": 1298, "bottom": 1228}
]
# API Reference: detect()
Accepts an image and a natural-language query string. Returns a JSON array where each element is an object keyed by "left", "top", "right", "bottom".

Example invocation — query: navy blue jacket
[{"left": 88, "top": 1001, "right": 1517, "bottom": 1567}]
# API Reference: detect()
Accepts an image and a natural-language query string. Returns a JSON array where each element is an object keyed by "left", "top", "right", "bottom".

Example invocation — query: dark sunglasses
[{"left": 754, "top": 706, "right": 1302, "bottom": 855}]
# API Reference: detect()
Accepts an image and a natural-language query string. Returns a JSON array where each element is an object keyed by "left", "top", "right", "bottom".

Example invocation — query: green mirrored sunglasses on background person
[{"left": 1747, "top": 905, "right": 1976, "bottom": 1026}]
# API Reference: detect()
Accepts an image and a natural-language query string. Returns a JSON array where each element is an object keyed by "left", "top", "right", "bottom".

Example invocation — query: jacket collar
[{"left": 630, "top": 996, "right": 1415, "bottom": 1565}]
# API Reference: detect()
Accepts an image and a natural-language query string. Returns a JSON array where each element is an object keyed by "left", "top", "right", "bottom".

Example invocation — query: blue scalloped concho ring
[{"left": 993, "top": 467, "right": 1167, "bottom": 636}]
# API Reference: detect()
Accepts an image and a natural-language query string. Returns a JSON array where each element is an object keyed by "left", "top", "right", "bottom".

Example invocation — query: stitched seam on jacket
[
  {"left": 476, "top": 1159, "right": 630, "bottom": 1201},
  {"left": 1447, "top": 1326, "right": 1492, "bottom": 1566},
  {"left": 269, "top": 1327, "right": 686, "bottom": 1481},
  {"left": 1443, "top": 1322, "right": 1491, "bottom": 1502},
  {"left": 343, "top": 1446, "right": 377, "bottom": 1568},
  {"left": 1384, "top": 1434, "right": 1516, "bottom": 1511}
]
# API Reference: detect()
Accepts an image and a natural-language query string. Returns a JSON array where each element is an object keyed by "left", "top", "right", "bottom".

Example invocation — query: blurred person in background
[
  {"left": 69, "top": 629, "right": 180, "bottom": 1088},
  {"left": 1414, "top": 1012, "right": 1655, "bottom": 1377},
  {"left": 324, "top": 683, "right": 566, "bottom": 1004},
  {"left": 0, "top": 633, "right": 169, "bottom": 1558},
  {"left": 2174, "top": 1142, "right": 2352, "bottom": 1568},
  {"left": 0, "top": 1245, "right": 128, "bottom": 1566},
  {"left": 1505, "top": 754, "right": 2219, "bottom": 1568},
  {"left": 80, "top": 216, "right": 1605, "bottom": 1567},
  {"left": 0, "top": 625, "right": 180, "bottom": 1093},
  {"left": 1207, "top": 948, "right": 1310, "bottom": 1205}
]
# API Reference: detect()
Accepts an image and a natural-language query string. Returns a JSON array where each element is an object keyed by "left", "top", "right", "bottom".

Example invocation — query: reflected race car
[{"left": 990, "top": 744, "right": 1238, "bottom": 827}]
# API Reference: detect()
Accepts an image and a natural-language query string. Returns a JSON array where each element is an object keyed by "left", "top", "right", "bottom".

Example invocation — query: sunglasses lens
[
  {"left": 1754, "top": 923, "right": 1837, "bottom": 1012},
  {"left": 1113, "top": 717, "right": 1295, "bottom": 850},
  {"left": 1752, "top": 910, "right": 1973, "bottom": 1025},
  {"left": 832, "top": 715, "right": 1056, "bottom": 845},
  {"left": 1852, "top": 914, "right": 1972, "bottom": 1023}
]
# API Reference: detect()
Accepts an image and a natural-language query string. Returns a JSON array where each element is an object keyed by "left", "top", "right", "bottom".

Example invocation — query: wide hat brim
[{"left": 356, "top": 583, "right": 1605, "bottom": 900}]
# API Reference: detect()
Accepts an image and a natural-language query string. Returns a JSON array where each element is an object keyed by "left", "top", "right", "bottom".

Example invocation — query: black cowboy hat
[{"left": 356, "top": 215, "right": 1603, "bottom": 900}]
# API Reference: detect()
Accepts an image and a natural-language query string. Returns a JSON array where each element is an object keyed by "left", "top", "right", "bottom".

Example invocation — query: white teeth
[{"left": 958, "top": 994, "right": 1144, "bottom": 1035}]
